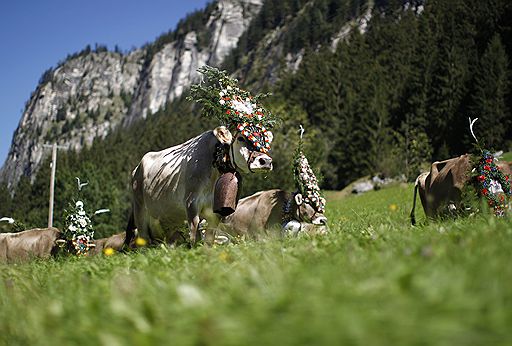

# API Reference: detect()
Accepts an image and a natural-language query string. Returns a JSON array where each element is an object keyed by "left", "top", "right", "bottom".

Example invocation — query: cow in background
[
  {"left": 410, "top": 154, "right": 511, "bottom": 224},
  {"left": 0, "top": 227, "right": 62, "bottom": 262},
  {"left": 217, "top": 189, "right": 328, "bottom": 240},
  {"left": 126, "top": 126, "right": 273, "bottom": 247}
]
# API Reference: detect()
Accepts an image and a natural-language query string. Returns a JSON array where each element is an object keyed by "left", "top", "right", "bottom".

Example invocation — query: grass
[
  {"left": 1, "top": 184, "right": 512, "bottom": 345},
  {"left": 501, "top": 151, "right": 512, "bottom": 161}
]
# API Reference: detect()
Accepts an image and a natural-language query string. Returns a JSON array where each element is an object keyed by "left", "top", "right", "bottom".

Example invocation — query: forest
[{"left": 0, "top": 0, "right": 510, "bottom": 236}]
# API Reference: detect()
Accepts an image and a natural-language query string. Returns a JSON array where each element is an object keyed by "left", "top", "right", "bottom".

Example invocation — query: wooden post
[
  {"left": 48, "top": 144, "right": 57, "bottom": 228},
  {"left": 43, "top": 143, "right": 68, "bottom": 228}
]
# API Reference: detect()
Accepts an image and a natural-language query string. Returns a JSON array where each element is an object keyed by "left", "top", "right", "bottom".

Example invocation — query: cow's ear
[
  {"left": 266, "top": 131, "right": 273, "bottom": 144},
  {"left": 294, "top": 193, "right": 303, "bottom": 206},
  {"left": 214, "top": 126, "right": 233, "bottom": 144}
]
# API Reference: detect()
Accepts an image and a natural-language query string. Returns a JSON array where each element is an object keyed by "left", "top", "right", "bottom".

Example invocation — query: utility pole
[{"left": 43, "top": 143, "right": 68, "bottom": 228}]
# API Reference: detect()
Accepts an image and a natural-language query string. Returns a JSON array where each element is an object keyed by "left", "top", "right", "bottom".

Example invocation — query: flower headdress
[
  {"left": 292, "top": 126, "right": 326, "bottom": 213},
  {"left": 469, "top": 117, "right": 511, "bottom": 216},
  {"left": 188, "top": 66, "right": 278, "bottom": 153},
  {"left": 61, "top": 177, "right": 96, "bottom": 255},
  {"left": 63, "top": 200, "right": 95, "bottom": 255}
]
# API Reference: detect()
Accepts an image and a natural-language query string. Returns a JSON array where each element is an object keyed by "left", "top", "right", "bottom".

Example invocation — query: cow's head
[
  {"left": 293, "top": 193, "right": 327, "bottom": 226},
  {"left": 214, "top": 126, "right": 273, "bottom": 173}
]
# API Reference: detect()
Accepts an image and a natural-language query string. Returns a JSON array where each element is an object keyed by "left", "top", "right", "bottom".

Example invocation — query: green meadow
[{"left": 1, "top": 184, "right": 511, "bottom": 345}]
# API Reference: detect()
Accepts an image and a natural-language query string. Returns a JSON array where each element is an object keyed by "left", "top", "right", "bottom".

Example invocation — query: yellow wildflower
[
  {"left": 135, "top": 237, "right": 147, "bottom": 247},
  {"left": 218, "top": 251, "right": 229, "bottom": 262},
  {"left": 103, "top": 247, "right": 115, "bottom": 256}
]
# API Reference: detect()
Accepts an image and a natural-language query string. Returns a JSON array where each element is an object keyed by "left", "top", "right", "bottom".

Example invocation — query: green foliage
[
  {"left": 391, "top": 128, "right": 433, "bottom": 181},
  {"left": 470, "top": 34, "right": 510, "bottom": 149},
  {"left": 188, "top": 66, "right": 279, "bottom": 131},
  {"left": 0, "top": 183, "right": 12, "bottom": 219},
  {"left": 1, "top": 185, "right": 512, "bottom": 344}
]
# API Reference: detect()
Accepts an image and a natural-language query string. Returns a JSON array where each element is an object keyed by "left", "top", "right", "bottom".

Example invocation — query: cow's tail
[
  {"left": 124, "top": 209, "right": 137, "bottom": 249},
  {"left": 410, "top": 176, "right": 420, "bottom": 226}
]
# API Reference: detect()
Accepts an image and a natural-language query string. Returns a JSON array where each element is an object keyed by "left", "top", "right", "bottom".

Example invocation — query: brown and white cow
[
  {"left": 217, "top": 189, "right": 328, "bottom": 239},
  {"left": 126, "top": 126, "right": 273, "bottom": 246},
  {"left": 410, "top": 154, "right": 511, "bottom": 224},
  {"left": 0, "top": 227, "right": 62, "bottom": 262}
]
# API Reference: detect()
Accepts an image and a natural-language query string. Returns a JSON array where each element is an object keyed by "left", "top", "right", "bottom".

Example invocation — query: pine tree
[
  {"left": 0, "top": 183, "right": 12, "bottom": 218},
  {"left": 470, "top": 34, "right": 510, "bottom": 149}
]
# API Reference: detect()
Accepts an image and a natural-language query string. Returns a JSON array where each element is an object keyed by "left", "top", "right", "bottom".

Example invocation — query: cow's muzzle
[
  {"left": 312, "top": 215, "right": 328, "bottom": 226},
  {"left": 249, "top": 153, "right": 273, "bottom": 172}
]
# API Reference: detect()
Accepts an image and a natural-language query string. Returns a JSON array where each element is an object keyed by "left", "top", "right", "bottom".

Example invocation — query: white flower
[
  {"left": 227, "top": 86, "right": 232, "bottom": 90},
  {"left": 78, "top": 210, "right": 86, "bottom": 216},
  {"left": 490, "top": 179, "right": 504, "bottom": 194},
  {"left": 79, "top": 219, "right": 88, "bottom": 227},
  {"left": 219, "top": 99, "right": 225, "bottom": 105},
  {"left": 68, "top": 225, "right": 77, "bottom": 232},
  {"left": 231, "top": 99, "right": 254, "bottom": 115},
  {"left": 75, "top": 201, "right": 84, "bottom": 209}
]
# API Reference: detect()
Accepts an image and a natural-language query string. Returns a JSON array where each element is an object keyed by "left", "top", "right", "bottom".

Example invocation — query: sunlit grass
[
  {"left": 501, "top": 151, "right": 512, "bottom": 161},
  {"left": 1, "top": 184, "right": 512, "bottom": 345}
]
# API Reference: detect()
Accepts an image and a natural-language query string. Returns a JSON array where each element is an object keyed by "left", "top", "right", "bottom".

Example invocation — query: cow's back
[
  {"left": 424, "top": 154, "right": 471, "bottom": 217},
  {"left": 131, "top": 130, "right": 220, "bottom": 242},
  {"left": 0, "top": 227, "right": 61, "bottom": 262},
  {"left": 221, "top": 189, "right": 288, "bottom": 238}
]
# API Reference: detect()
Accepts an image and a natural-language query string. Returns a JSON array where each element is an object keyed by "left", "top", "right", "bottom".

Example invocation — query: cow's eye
[{"left": 237, "top": 136, "right": 245, "bottom": 142}]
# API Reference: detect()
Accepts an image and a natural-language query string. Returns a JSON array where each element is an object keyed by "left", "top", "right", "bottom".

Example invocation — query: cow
[
  {"left": 91, "top": 232, "right": 126, "bottom": 255},
  {"left": 410, "top": 154, "right": 511, "bottom": 224},
  {"left": 0, "top": 227, "right": 62, "bottom": 263},
  {"left": 126, "top": 126, "right": 273, "bottom": 246},
  {"left": 217, "top": 189, "right": 328, "bottom": 240}
]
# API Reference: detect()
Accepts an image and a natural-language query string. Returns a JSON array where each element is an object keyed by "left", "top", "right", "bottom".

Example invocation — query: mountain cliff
[{"left": 1, "top": 0, "right": 263, "bottom": 189}]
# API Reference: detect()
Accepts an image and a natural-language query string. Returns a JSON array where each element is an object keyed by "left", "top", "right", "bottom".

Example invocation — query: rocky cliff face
[
  {"left": 1, "top": 50, "right": 144, "bottom": 188},
  {"left": 125, "top": 0, "right": 262, "bottom": 124},
  {"left": 1, "top": 0, "right": 262, "bottom": 189}
]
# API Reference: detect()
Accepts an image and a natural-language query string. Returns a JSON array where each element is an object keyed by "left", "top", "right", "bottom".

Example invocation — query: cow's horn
[{"left": 55, "top": 239, "right": 67, "bottom": 247}]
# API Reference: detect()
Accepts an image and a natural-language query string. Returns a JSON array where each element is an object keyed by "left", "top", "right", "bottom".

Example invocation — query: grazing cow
[
  {"left": 218, "top": 189, "right": 328, "bottom": 239},
  {"left": 410, "top": 154, "right": 511, "bottom": 224},
  {"left": 126, "top": 126, "right": 273, "bottom": 246},
  {"left": 0, "top": 227, "right": 62, "bottom": 262},
  {"left": 91, "top": 232, "right": 126, "bottom": 255}
]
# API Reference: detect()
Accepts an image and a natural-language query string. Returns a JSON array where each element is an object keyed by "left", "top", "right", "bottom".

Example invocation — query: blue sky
[{"left": 0, "top": 0, "right": 210, "bottom": 167}]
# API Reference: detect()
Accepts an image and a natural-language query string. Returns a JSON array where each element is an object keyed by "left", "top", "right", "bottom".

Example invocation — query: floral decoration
[
  {"left": 474, "top": 150, "right": 511, "bottom": 217},
  {"left": 292, "top": 130, "right": 326, "bottom": 213},
  {"left": 188, "top": 65, "right": 278, "bottom": 153},
  {"left": 63, "top": 200, "right": 95, "bottom": 255}
]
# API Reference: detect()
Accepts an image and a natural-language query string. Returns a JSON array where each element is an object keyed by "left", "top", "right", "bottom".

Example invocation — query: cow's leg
[
  {"left": 186, "top": 197, "right": 201, "bottom": 245},
  {"left": 410, "top": 181, "right": 419, "bottom": 226},
  {"left": 124, "top": 209, "right": 137, "bottom": 248},
  {"left": 188, "top": 214, "right": 201, "bottom": 246}
]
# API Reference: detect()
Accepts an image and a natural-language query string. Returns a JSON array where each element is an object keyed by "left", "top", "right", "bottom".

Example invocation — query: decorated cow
[
  {"left": 126, "top": 66, "right": 278, "bottom": 246},
  {"left": 410, "top": 118, "right": 512, "bottom": 224},
  {"left": 219, "top": 127, "right": 328, "bottom": 239}
]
